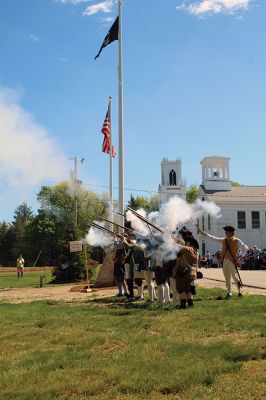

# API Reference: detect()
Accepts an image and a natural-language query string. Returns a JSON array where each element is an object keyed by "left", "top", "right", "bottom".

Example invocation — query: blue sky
[{"left": 0, "top": 0, "right": 266, "bottom": 221}]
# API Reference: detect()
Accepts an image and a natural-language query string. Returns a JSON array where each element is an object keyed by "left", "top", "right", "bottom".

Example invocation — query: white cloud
[
  {"left": 55, "top": 0, "right": 115, "bottom": 16},
  {"left": 83, "top": 0, "right": 113, "bottom": 16},
  {"left": 0, "top": 87, "right": 67, "bottom": 188},
  {"left": 102, "top": 16, "right": 115, "bottom": 23},
  {"left": 29, "top": 34, "right": 40, "bottom": 42},
  {"left": 176, "top": 0, "right": 250, "bottom": 16}
]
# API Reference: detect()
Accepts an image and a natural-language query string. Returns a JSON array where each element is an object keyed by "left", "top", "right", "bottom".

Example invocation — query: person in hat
[
  {"left": 172, "top": 235, "right": 199, "bottom": 309},
  {"left": 198, "top": 225, "right": 248, "bottom": 298}
]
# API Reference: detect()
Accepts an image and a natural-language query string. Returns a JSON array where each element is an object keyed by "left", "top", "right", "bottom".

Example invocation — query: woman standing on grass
[{"left": 16, "top": 254, "right": 25, "bottom": 279}]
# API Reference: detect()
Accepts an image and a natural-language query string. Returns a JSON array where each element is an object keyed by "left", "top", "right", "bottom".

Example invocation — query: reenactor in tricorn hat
[
  {"left": 198, "top": 224, "right": 248, "bottom": 298},
  {"left": 170, "top": 227, "right": 200, "bottom": 309}
]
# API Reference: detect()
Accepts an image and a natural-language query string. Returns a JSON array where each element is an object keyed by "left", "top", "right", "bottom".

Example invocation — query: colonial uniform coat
[
  {"left": 173, "top": 246, "right": 198, "bottom": 294},
  {"left": 199, "top": 230, "right": 248, "bottom": 295}
]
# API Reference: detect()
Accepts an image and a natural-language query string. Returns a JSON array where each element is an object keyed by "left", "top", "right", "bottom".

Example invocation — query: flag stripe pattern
[{"left": 101, "top": 106, "right": 116, "bottom": 158}]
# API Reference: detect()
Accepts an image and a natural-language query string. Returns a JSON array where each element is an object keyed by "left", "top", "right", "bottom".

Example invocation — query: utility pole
[{"left": 69, "top": 157, "right": 84, "bottom": 230}]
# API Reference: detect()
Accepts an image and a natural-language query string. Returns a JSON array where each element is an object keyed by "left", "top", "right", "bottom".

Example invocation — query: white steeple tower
[
  {"left": 158, "top": 158, "right": 186, "bottom": 206},
  {"left": 201, "top": 156, "right": 231, "bottom": 191}
]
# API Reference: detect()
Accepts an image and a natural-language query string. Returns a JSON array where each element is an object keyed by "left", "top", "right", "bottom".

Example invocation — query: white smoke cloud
[
  {"left": 86, "top": 222, "right": 113, "bottom": 247},
  {"left": 127, "top": 196, "right": 221, "bottom": 241},
  {"left": 157, "top": 196, "right": 194, "bottom": 233},
  {"left": 0, "top": 87, "right": 67, "bottom": 188},
  {"left": 193, "top": 199, "right": 222, "bottom": 220},
  {"left": 126, "top": 209, "right": 150, "bottom": 237},
  {"left": 176, "top": 0, "right": 249, "bottom": 16}
]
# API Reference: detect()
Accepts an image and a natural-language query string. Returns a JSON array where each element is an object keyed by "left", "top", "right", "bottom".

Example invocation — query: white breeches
[
  {"left": 144, "top": 271, "right": 156, "bottom": 301},
  {"left": 169, "top": 277, "right": 179, "bottom": 306},
  {"left": 118, "top": 280, "right": 128, "bottom": 295},
  {"left": 157, "top": 282, "right": 170, "bottom": 303},
  {"left": 223, "top": 258, "right": 241, "bottom": 294}
]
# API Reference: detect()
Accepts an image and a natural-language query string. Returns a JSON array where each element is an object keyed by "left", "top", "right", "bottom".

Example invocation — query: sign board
[{"left": 69, "top": 241, "right": 83, "bottom": 253}]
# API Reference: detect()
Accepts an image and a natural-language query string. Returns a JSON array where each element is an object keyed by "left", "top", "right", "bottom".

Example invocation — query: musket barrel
[
  {"left": 102, "top": 218, "right": 135, "bottom": 234},
  {"left": 112, "top": 210, "right": 126, "bottom": 218},
  {"left": 91, "top": 222, "right": 124, "bottom": 240},
  {"left": 127, "top": 207, "right": 165, "bottom": 234}
]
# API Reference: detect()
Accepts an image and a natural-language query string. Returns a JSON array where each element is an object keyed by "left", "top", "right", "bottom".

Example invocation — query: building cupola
[{"left": 201, "top": 156, "right": 231, "bottom": 191}]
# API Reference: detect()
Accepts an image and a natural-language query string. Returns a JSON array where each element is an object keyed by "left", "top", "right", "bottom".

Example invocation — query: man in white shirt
[{"left": 198, "top": 225, "right": 248, "bottom": 298}]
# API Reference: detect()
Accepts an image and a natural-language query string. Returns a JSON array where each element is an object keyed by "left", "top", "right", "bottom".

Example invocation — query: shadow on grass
[{"left": 90, "top": 290, "right": 229, "bottom": 311}]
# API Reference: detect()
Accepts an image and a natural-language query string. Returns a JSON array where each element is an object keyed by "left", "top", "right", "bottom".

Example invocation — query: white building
[
  {"left": 198, "top": 156, "right": 266, "bottom": 255},
  {"left": 158, "top": 158, "right": 186, "bottom": 207},
  {"left": 157, "top": 155, "right": 266, "bottom": 255}
]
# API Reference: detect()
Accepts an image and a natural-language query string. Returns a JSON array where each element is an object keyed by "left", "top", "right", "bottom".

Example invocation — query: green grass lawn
[
  {"left": 0, "top": 288, "right": 265, "bottom": 400},
  {"left": 0, "top": 269, "right": 54, "bottom": 289}
]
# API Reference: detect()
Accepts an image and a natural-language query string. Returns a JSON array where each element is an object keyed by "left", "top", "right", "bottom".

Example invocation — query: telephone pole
[{"left": 69, "top": 157, "right": 84, "bottom": 229}]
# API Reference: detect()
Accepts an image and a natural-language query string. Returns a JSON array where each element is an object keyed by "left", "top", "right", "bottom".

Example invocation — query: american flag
[{"left": 101, "top": 106, "right": 116, "bottom": 158}]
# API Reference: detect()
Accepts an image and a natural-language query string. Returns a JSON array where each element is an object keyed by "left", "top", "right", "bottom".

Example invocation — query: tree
[
  {"left": 30, "top": 181, "right": 108, "bottom": 280},
  {"left": 13, "top": 202, "right": 33, "bottom": 224},
  {"left": 128, "top": 194, "right": 158, "bottom": 212},
  {"left": 12, "top": 203, "right": 33, "bottom": 260},
  {"left": 0, "top": 221, "right": 15, "bottom": 266},
  {"left": 149, "top": 194, "right": 159, "bottom": 212},
  {"left": 231, "top": 181, "right": 242, "bottom": 187},
  {"left": 186, "top": 185, "right": 199, "bottom": 204},
  {"left": 25, "top": 210, "right": 57, "bottom": 266}
]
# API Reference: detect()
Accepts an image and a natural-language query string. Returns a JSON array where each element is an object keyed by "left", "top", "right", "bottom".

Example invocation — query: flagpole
[
  {"left": 109, "top": 96, "right": 113, "bottom": 231},
  {"left": 118, "top": 0, "right": 124, "bottom": 229}
]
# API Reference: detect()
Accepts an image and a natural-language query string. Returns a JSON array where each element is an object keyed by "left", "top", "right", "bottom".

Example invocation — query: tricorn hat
[
  {"left": 184, "top": 236, "right": 199, "bottom": 250},
  {"left": 223, "top": 225, "right": 236, "bottom": 233},
  {"left": 178, "top": 226, "right": 193, "bottom": 239}
]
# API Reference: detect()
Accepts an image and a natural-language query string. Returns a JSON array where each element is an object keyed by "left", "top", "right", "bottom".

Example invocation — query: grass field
[
  {"left": 0, "top": 268, "right": 54, "bottom": 289},
  {"left": 0, "top": 287, "right": 265, "bottom": 400}
]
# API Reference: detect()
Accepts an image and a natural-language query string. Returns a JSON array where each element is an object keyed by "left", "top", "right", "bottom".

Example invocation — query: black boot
[
  {"left": 191, "top": 286, "right": 196, "bottom": 295},
  {"left": 177, "top": 299, "right": 187, "bottom": 309},
  {"left": 187, "top": 299, "right": 194, "bottom": 307}
]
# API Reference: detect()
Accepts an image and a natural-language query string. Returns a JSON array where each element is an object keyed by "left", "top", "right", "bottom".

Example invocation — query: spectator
[
  {"left": 16, "top": 254, "right": 25, "bottom": 279},
  {"left": 205, "top": 251, "right": 211, "bottom": 268}
]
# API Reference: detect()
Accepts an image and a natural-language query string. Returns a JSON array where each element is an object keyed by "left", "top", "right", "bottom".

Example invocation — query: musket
[
  {"left": 196, "top": 224, "right": 243, "bottom": 286},
  {"left": 127, "top": 207, "right": 165, "bottom": 234},
  {"left": 235, "top": 264, "right": 243, "bottom": 287},
  {"left": 91, "top": 222, "right": 125, "bottom": 241},
  {"left": 112, "top": 210, "right": 126, "bottom": 218},
  {"left": 101, "top": 218, "right": 135, "bottom": 235},
  {"left": 127, "top": 207, "right": 186, "bottom": 246}
]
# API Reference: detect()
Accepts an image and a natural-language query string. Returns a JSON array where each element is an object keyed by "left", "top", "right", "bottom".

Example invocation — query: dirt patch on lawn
[
  {"left": 0, "top": 285, "right": 117, "bottom": 304},
  {"left": 0, "top": 278, "right": 264, "bottom": 304}
]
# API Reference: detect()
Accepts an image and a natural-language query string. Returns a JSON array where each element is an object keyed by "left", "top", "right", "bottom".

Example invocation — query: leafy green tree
[
  {"left": 25, "top": 210, "right": 57, "bottom": 266},
  {"left": 231, "top": 181, "right": 242, "bottom": 187},
  {"left": 186, "top": 185, "right": 199, "bottom": 204},
  {"left": 29, "top": 181, "right": 108, "bottom": 280},
  {"left": 149, "top": 194, "right": 159, "bottom": 212},
  {"left": 12, "top": 203, "right": 33, "bottom": 260},
  {"left": 128, "top": 194, "right": 158, "bottom": 212},
  {"left": 13, "top": 202, "right": 33, "bottom": 224},
  {"left": 0, "top": 221, "right": 15, "bottom": 266}
]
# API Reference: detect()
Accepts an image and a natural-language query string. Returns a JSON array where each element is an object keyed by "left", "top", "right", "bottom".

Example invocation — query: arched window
[{"left": 169, "top": 169, "right": 177, "bottom": 186}]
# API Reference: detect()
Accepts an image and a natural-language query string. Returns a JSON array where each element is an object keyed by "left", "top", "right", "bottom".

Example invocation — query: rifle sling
[{"left": 225, "top": 240, "right": 237, "bottom": 265}]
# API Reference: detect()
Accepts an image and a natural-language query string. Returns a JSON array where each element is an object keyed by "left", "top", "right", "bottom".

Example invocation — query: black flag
[{"left": 94, "top": 16, "right": 119, "bottom": 60}]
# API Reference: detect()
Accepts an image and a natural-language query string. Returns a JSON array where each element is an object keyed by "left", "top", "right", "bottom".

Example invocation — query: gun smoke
[{"left": 86, "top": 196, "right": 221, "bottom": 260}]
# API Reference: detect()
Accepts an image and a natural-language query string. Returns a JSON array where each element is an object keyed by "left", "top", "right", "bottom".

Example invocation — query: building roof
[{"left": 200, "top": 185, "right": 266, "bottom": 204}]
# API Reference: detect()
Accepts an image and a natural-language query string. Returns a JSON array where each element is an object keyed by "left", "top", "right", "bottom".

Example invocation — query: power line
[{"left": 85, "top": 183, "right": 157, "bottom": 194}]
